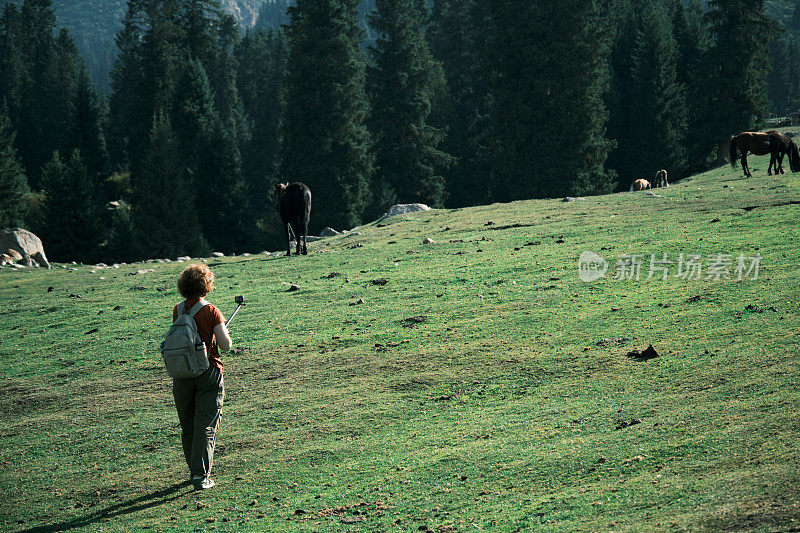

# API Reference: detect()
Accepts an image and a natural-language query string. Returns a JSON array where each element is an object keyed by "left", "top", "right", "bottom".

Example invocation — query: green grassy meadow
[{"left": 1, "top": 154, "right": 799, "bottom": 532}]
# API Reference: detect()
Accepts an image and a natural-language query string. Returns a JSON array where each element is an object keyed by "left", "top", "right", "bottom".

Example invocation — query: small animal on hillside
[
  {"left": 765, "top": 130, "right": 800, "bottom": 175},
  {"left": 630, "top": 179, "right": 651, "bottom": 192},
  {"left": 653, "top": 169, "right": 669, "bottom": 188},
  {"left": 275, "top": 182, "right": 311, "bottom": 256},
  {"left": 730, "top": 131, "right": 772, "bottom": 178}
]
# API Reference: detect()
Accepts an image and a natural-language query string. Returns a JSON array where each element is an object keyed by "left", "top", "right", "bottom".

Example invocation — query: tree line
[{"left": 0, "top": 0, "right": 783, "bottom": 263}]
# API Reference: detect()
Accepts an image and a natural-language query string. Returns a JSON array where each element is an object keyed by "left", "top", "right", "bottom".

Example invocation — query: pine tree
[
  {"left": 237, "top": 28, "right": 288, "bottom": 246},
  {"left": 767, "top": 34, "right": 790, "bottom": 115},
  {"left": 41, "top": 150, "right": 100, "bottom": 262},
  {"left": 131, "top": 111, "right": 207, "bottom": 259},
  {"left": 672, "top": 0, "right": 714, "bottom": 173},
  {"left": 704, "top": 0, "right": 781, "bottom": 138},
  {"left": 790, "top": 0, "right": 800, "bottom": 33},
  {"left": 786, "top": 36, "right": 800, "bottom": 112},
  {"left": 492, "top": 0, "right": 615, "bottom": 200},
  {"left": 608, "top": 0, "right": 687, "bottom": 184},
  {"left": 281, "top": 0, "right": 373, "bottom": 231},
  {"left": 66, "top": 64, "right": 111, "bottom": 190},
  {"left": 0, "top": 103, "right": 30, "bottom": 228},
  {"left": 428, "top": 0, "right": 494, "bottom": 207},
  {"left": 367, "top": 0, "right": 451, "bottom": 216}
]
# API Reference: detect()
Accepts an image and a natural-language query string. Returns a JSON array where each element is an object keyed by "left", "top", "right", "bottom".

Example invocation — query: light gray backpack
[{"left": 160, "top": 300, "right": 210, "bottom": 379}]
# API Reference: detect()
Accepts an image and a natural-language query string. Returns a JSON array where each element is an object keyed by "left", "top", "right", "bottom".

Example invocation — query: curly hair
[{"left": 177, "top": 264, "right": 215, "bottom": 299}]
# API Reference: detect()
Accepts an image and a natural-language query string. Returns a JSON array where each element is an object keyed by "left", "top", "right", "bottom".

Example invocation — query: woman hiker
[{"left": 172, "top": 263, "right": 232, "bottom": 490}]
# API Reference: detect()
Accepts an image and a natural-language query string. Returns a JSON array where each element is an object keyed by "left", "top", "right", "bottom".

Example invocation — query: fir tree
[
  {"left": 66, "top": 64, "right": 111, "bottom": 190},
  {"left": 672, "top": 0, "right": 714, "bottom": 173},
  {"left": 0, "top": 103, "right": 30, "bottom": 228},
  {"left": 428, "top": 0, "right": 494, "bottom": 207},
  {"left": 631, "top": 1, "right": 687, "bottom": 180},
  {"left": 367, "top": 0, "right": 452, "bottom": 216},
  {"left": 41, "top": 150, "right": 100, "bottom": 262},
  {"left": 492, "top": 0, "right": 615, "bottom": 200},
  {"left": 131, "top": 111, "right": 207, "bottom": 259},
  {"left": 236, "top": 28, "right": 288, "bottom": 245},
  {"left": 704, "top": 0, "right": 780, "bottom": 138},
  {"left": 767, "top": 34, "right": 790, "bottom": 115},
  {"left": 608, "top": 0, "right": 687, "bottom": 184},
  {"left": 281, "top": 0, "right": 373, "bottom": 231}
]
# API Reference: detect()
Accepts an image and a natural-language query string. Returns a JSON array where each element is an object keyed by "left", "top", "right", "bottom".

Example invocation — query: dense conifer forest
[{"left": 0, "top": 0, "right": 792, "bottom": 263}]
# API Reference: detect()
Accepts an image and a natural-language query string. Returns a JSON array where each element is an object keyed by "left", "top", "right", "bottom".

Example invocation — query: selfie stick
[{"left": 225, "top": 296, "right": 245, "bottom": 327}]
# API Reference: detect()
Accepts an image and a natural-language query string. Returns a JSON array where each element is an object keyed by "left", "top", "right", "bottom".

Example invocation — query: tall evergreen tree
[
  {"left": 704, "top": 0, "right": 780, "bottom": 139},
  {"left": 281, "top": 0, "right": 373, "bottom": 231},
  {"left": 66, "top": 64, "right": 111, "bottom": 189},
  {"left": 492, "top": 0, "right": 615, "bottom": 200},
  {"left": 428, "top": 0, "right": 494, "bottom": 207},
  {"left": 767, "top": 34, "right": 790, "bottom": 115},
  {"left": 367, "top": 0, "right": 451, "bottom": 216},
  {"left": 41, "top": 150, "right": 100, "bottom": 262},
  {"left": 236, "top": 28, "right": 288, "bottom": 245},
  {"left": 607, "top": 0, "right": 687, "bottom": 184},
  {"left": 0, "top": 103, "right": 30, "bottom": 228},
  {"left": 786, "top": 36, "right": 800, "bottom": 112},
  {"left": 131, "top": 111, "right": 207, "bottom": 258},
  {"left": 672, "top": 0, "right": 714, "bottom": 173}
]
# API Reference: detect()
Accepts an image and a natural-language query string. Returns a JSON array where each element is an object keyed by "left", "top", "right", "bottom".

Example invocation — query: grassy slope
[{"left": 1, "top": 154, "right": 799, "bottom": 532}]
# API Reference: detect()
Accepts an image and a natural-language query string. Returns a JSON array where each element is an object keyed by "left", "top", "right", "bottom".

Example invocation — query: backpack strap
[{"left": 187, "top": 299, "right": 209, "bottom": 318}]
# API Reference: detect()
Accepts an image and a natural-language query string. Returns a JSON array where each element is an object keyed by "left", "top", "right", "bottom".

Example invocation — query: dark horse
[
  {"left": 730, "top": 131, "right": 800, "bottom": 177},
  {"left": 766, "top": 130, "right": 800, "bottom": 175},
  {"left": 275, "top": 182, "right": 311, "bottom": 256}
]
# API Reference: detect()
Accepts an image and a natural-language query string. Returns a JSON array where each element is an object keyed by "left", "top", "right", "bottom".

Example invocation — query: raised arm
[{"left": 213, "top": 323, "right": 232, "bottom": 353}]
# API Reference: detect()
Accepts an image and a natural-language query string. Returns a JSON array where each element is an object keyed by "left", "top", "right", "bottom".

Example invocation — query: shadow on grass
[{"left": 20, "top": 481, "right": 193, "bottom": 532}]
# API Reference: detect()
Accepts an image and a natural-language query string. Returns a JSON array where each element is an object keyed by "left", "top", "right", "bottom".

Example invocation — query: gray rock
[
  {"left": 211, "top": 252, "right": 225, "bottom": 257},
  {"left": 177, "top": 256, "right": 191, "bottom": 261},
  {"left": 384, "top": 203, "right": 431, "bottom": 218},
  {"left": 563, "top": 196, "right": 584, "bottom": 202},
  {"left": 0, "top": 228, "right": 50, "bottom": 268},
  {"left": 422, "top": 237, "right": 435, "bottom": 244},
  {"left": 320, "top": 227, "right": 341, "bottom": 237}
]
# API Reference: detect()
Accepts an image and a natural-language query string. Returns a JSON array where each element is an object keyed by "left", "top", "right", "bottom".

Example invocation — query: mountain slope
[{"left": 1, "top": 144, "right": 799, "bottom": 531}]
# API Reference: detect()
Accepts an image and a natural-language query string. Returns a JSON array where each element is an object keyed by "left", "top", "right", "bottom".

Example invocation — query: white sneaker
[{"left": 193, "top": 477, "right": 216, "bottom": 490}]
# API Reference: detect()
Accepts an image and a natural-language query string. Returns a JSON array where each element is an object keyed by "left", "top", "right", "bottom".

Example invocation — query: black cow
[{"left": 275, "top": 182, "right": 311, "bottom": 256}]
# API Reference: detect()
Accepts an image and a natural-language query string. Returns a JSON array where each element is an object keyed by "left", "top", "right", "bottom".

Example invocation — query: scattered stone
[
  {"left": 85, "top": 328, "right": 98, "bottom": 335},
  {"left": 422, "top": 237, "right": 435, "bottom": 244},
  {"left": 177, "top": 256, "right": 191, "bottom": 261},
  {"left": 686, "top": 295, "right": 703, "bottom": 303},
  {"left": 211, "top": 252, "right": 225, "bottom": 257},
  {"left": 710, "top": 218, "right": 721, "bottom": 223},
  {"left": 113, "top": 306, "right": 123, "bottom": 311},
  {"left": 484, "top": 221, "right": 495, "bottom": 226},
  {"left": 563, "top": 196, "right": 584, "bottom": 202},
  {"left": 349, "top": 298, "right": 365, "bottom": 306},
  {"left": 47, "top": 287, "right": 54, "bottom": 292},
  {"left": 615, "top": 418, "right": 642, "bottom": 430},
  {"left": 294, "top": 509, "right": 306, "bottom": 515},
  {"left": 403, "top": 315, "right": 427, "bottom": 324},
  {"left": 320, "top": 227, "right": 341, "bottom": 237},
  {"left": 371, "top": 278, "right": 389, "bottom": 286},
  {"left": 129, "top": 286, "right": 147, "bottom": 291},
  {"left": 323, "top": 272, "right": 341, "bottom": 279},
  {"left": 288, "top": 284, "right": 300, "bottom": 292},
  {"left": 384, "top": 203, "right": 431, "bottom": 218}
]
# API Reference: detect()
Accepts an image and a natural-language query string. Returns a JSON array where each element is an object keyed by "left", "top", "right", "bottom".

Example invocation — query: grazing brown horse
[
  {"left": 275, "top": 182, "right": 311, "bottom": 256},
  {"left": 765, "top": 130, "right": 800, "bottom": 174},
  {"left": 653, "top": 169, "right": 669, "bottom": 188},
  {"left": 629, "top": 179, "right": 651, "bottom": 191},
  {"left": 730, "top": 132, "right": 770, "bottom": 178}
]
